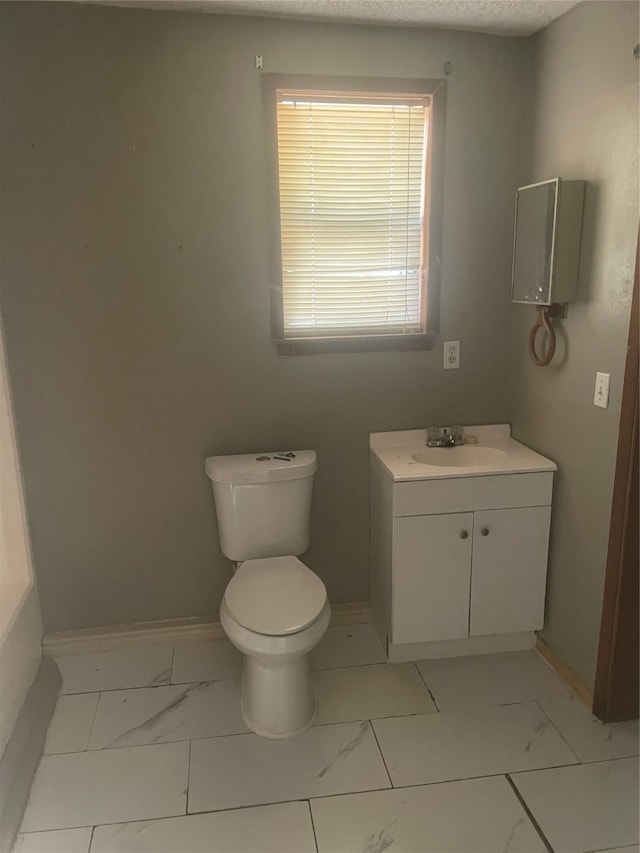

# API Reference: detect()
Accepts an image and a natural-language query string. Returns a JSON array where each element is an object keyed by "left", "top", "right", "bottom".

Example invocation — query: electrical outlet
[
  {"left": 594, "top": 372, "right": 610, "bottom": 409},
  {"left": 444, "top": 340, "right": 460, "bottom": 370}
]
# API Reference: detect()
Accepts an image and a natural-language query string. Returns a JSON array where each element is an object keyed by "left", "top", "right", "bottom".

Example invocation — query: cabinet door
[
  {"left": 470, "top": 506, "right": 551, "bottom": 636},
  {"left": 392, "top": 513, "right": 473, "bottom": 644}
]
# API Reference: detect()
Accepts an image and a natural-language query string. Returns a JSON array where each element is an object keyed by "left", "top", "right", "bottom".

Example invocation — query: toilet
[{"left": 205, "top": 450, "right": 330, "bottom": 738}]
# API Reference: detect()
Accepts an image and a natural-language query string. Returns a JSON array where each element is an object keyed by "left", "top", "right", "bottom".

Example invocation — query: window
[{"left": 264, "top": 75, "right": 446, "bottom": 354}]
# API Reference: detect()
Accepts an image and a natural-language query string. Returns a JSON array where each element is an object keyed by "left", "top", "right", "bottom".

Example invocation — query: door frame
[{"left": 593, "top": 235, "right": 639, "bottom": 722}]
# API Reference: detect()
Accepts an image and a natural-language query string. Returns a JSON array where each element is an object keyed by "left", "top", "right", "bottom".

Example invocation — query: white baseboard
[
  {"left": 43, "top": 617, "right": 225, "bottom": 656},
  {"left": 43, "top": 602, "right": 372, "bottom": 657},
  {"left": 386, "top": 631, "right": 536, "bottom": 663}
]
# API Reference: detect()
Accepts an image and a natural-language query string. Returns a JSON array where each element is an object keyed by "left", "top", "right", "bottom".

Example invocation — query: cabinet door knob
[
  {"left": 481, "top": 527, "right": 490, "bottom": 536},
  {"left": 459, "top": 530, "right": 469, "bottom": 539}
]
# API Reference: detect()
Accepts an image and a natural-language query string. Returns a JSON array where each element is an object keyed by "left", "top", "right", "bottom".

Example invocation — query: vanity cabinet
[
  {"left": 370, "top": 459, "right": 554, "bottom": 657},
  {"left": 392, "top": 506, "right": 551, "bottom": 644}
]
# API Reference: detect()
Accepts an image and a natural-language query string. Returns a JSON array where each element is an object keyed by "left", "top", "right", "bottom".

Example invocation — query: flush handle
[
  {"left": 459, "top": 530, "right": 469, "bottom": 539},
  {"left": 481, "top": 527, "right": 490, "bottom": 536}
]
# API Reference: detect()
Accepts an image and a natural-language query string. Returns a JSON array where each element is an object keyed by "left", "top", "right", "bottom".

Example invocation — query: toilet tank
[{"left": 205, "top": 450, "right": 317, "bottom": 562}]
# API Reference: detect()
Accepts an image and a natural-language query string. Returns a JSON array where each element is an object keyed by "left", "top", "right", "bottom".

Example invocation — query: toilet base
[
  {"left": 241, "top": 654, "right": 317, "bottom": 739},
  {"left": 220, "top": 598, "right": 331, "bottom": 739}
]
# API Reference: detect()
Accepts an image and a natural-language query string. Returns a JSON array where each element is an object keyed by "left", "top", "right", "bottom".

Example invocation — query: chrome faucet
[{"left": 426, "top": 425, "right": 464, "bottom": 447}]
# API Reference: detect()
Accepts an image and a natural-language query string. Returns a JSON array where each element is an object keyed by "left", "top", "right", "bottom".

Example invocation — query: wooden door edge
[{"left": 592, "top": 232, "right": 639, "bottom": 721}]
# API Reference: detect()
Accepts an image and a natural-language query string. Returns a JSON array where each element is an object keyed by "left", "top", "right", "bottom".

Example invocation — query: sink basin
[{"left": 411, "top": 446, "right": 508, "bottom": 468}]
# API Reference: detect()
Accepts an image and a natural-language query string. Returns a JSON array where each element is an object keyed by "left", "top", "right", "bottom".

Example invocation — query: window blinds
[{"left": 276, "top": 92, "right": 430, "bottom": 339}]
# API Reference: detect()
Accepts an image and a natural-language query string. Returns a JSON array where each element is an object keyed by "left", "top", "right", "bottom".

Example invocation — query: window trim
[{"left": 263, "top": 74, "right": 446, "bottom": 355}]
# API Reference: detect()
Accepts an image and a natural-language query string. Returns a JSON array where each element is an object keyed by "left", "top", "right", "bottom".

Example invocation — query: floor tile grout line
[
  {"left": 368, "top": 719, "right": 395, "bottom": 789},
  {"left": 169, "top": 642, "right": 177, "bottom": 684},
  {"left": 42, "top": 724, "right": 361, "bottom": 757},
  {"left": 186, "top": 739, "right": 192, "bottom": 816},
  {"left": 51, "top": 685, "right": 599, "bottom": 757},
  {"left": 51, "top": 709, "right": 454, "bottom": 759},
  {"left": 505, "top": 773, "right": 555, "bottom": 853},
  {"left": 16, "top": 769, "right": 574, "bottom": 839},
  {"left": 413, "top": 662, "right": 440, "bottom": 711},
  {"left": 30, "top": 761, "right": 608, "bottom": 838},
  {"left": 61, "top": 683, "right": 187, "bottom": 696},
  {"left": 84, "top": 692, "right": 102, "bottom": 752},
  {"left": 531, "top": 698, "right": 583, "bottom": 765},
  {"left": 36, "top": 739, "right": 199, "bottom": 768},
  {"left": 16, "top": 825, "right": 94, "bottom": 837},
  {"left": 60, "top": 662, "right": 391, "bottom": 692},
  {"left": 338, "top": 756, "right": 615, "bottom": 795},
  {"left": 48, "top": 717, "right": 397, "bottom": 757},
  {"left": 304, "top": 769, "right": 545, "bottom": 801},
  {"left": 59, "top": 660, "right": 390, "bottom": 696},
  {"left": 313, "top": 708, "right": 438, "bottom": 729},
  {"left": 32, "top": 788, "right": 393, "bottom": 837},
  {"left": 306, "top": 799, "right": 320, "bottom": 853},
  {"left": 310, "top": 660, "right": 388, "bottom": 673},
  {"left": 62, "top": 668, "right": 435, "bottom": 704},
  {"left": 44, "top": 707, "right": 635, "bottom": 761},
  {"left": 40, "top": 711, "right": 410, "bottom": 757},
  {"left": 509, "top": 754, "right": 639, "bottom": 773},
  {"left": 69, "top": 677, "right": 231, "bottom": 696},
  {"left": 369, "top": 761, "right": 609, "bottom": 790},
  {"left": 579, "top": 752, "right": 640, "bottom": 765},
  {"left": 24, "top": 808, "right": 194, "bottom": 837},
  {"left": 584, "top": 848, "right": 634, "bottom": 853},
  {"left": 62, "top": 800, "right": 330, "bottom": 835},
  {"left": 589, "top": 846, "right": 640, "bottom": 853},
  {"left": 28, "top": 752, "right": 635, "bottom": 840},
  {"left": 126, "top": 754, "right": 636, "bottom": 825},
  {"left": 184, "top": 785, "right": 396, "bottom": 819}
]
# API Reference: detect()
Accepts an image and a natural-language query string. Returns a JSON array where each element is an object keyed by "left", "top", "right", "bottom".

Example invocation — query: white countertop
[{"left": 370, "top": 424, "right": 557, "bottom": 481}]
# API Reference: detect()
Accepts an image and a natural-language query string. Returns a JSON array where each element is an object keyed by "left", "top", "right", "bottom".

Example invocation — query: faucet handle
[
  {"left": 443, "top": 425, "right": 464, "bottom": 446},
  {"left": 426, "top": 426, "right": 444, "bottom": 447}
]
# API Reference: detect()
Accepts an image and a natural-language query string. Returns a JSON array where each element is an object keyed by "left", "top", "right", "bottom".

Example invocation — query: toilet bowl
[{"left": 220, "top": 555, "right": 330, "bottom": 738}]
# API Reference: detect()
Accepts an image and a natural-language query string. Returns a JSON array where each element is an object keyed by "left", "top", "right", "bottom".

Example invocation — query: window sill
[{"left": 275, "top": 333, "right": 436, "bottom": 355}]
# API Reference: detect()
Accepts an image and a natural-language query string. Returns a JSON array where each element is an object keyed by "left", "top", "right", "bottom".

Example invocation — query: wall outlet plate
[
  {"left": 594, "top": 372, "right": 610, "bottom": 409},
  {"left": 444, "top": 340, "right": 460, "bottom": 369}
]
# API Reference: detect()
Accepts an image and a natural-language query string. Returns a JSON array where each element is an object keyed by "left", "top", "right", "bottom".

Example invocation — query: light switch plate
[{"left": 594, "top": 372, "right": 610, "bottom": 409}]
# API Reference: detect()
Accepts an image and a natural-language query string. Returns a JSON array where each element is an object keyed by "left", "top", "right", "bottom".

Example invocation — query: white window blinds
[{"left": 276, "top": 91, "right": 431, "bottom": 339}]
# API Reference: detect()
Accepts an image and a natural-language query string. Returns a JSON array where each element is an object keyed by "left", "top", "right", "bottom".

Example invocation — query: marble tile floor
[{"left": 14, "top": 624, "right": 640, "bottom": 853}]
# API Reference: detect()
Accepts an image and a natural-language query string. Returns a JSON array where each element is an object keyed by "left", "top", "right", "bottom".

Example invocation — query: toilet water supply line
[{"left": 528, "top": 305, "right": 557, "bottom": 367}]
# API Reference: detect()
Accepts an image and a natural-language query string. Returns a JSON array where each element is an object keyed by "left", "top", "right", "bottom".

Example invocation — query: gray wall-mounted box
[{"left": 511, "top": 178, "right": 585, "bottom": 306}]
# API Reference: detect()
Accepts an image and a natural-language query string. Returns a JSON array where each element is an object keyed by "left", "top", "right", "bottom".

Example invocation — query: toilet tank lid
[{"left": 205, "top": 450, "right": 317, "bottom": 484}]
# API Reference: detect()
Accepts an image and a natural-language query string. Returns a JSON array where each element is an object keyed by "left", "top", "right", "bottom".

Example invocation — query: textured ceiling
[{"left": 80, "top": 0, "right": 582, "bottom": 37}]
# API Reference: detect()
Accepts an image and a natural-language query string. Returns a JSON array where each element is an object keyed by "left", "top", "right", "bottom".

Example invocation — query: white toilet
[{"left": 205, "top": 450, "right": 330, "bottom": 739}]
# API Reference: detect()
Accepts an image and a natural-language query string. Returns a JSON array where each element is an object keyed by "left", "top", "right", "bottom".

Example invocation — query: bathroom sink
[
  {"left": 411, "top": 446, "right": 508, "bottom": 468},
  {"left": 370, "top": 425, "right": 557, "bottom": 482}
]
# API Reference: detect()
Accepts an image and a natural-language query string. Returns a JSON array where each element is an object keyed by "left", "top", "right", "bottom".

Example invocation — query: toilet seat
[{"left": 224, "top": 556, "right": 327, "bottom": 636}]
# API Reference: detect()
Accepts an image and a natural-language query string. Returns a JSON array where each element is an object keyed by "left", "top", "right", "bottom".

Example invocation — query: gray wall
[
  {"left": 0, "top": 3, "right": 526, "bottom": 633},
  {"left": 510, "top": 1, "right": 639, "bottom": 689}
]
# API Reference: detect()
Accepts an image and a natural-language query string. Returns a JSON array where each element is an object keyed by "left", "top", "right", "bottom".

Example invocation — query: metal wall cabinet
[{"left": 511, "top": 178, "right": 585, "bottom": 306}]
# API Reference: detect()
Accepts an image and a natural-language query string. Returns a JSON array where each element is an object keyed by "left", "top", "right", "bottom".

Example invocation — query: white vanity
[{"left": 370, "top": 425, "right": 557, "bottom": 662}]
